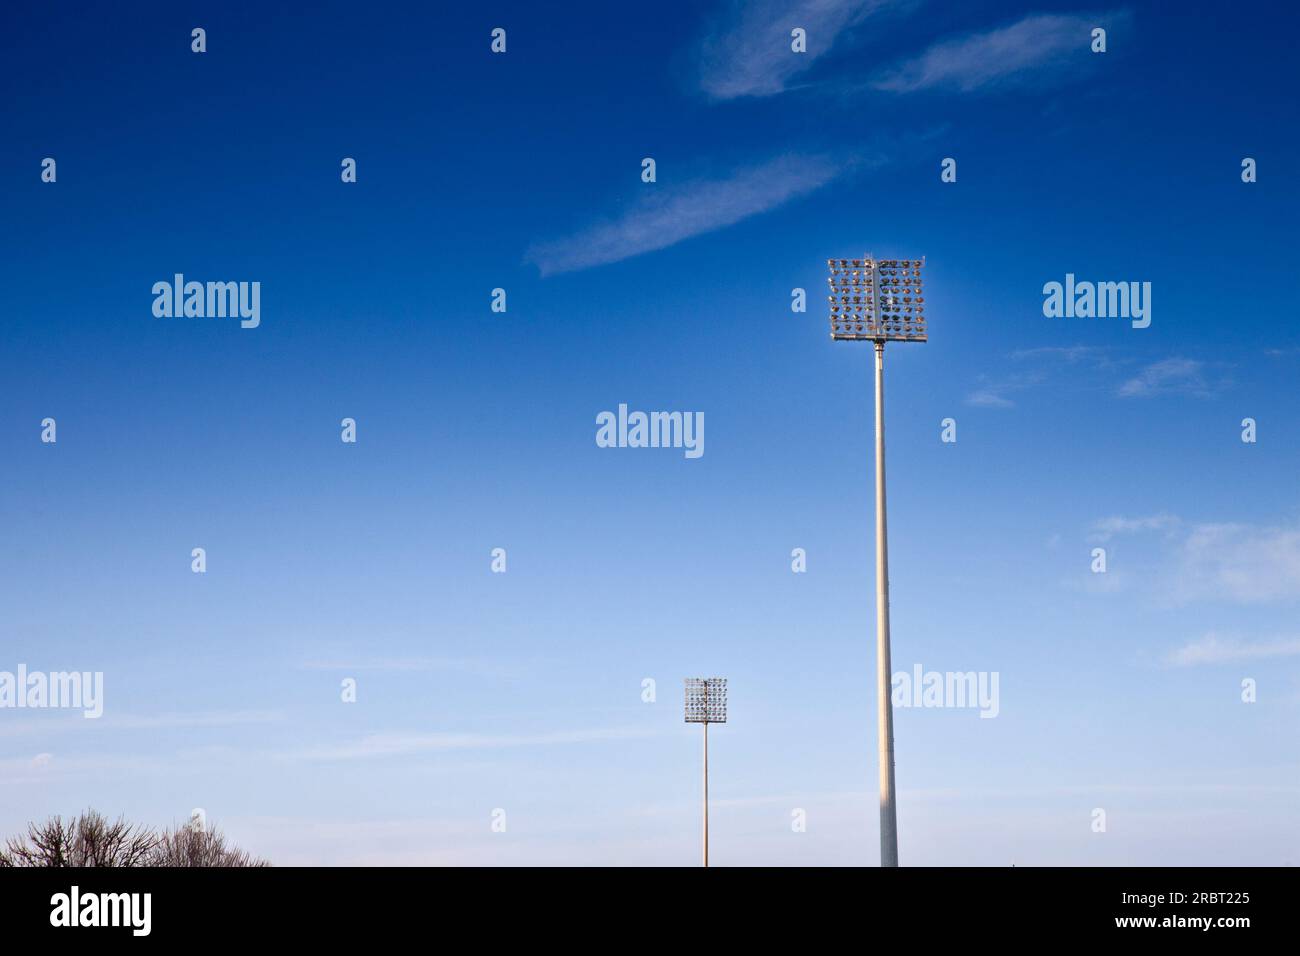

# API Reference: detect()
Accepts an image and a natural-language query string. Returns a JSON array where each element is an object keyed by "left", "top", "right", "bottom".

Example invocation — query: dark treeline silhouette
[{"left": 0, "top": 810, "right": 269, "bottom": 867}]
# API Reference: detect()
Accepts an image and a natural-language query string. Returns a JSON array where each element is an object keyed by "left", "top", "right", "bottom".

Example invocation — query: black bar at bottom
[{"left": 0, "top": 866, "right": 1285, "bottom": 942}]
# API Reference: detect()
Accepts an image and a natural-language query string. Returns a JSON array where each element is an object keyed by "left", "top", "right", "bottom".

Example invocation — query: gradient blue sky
[{"left": 2, "top": 1, "right": 1297, "bottom": 865}]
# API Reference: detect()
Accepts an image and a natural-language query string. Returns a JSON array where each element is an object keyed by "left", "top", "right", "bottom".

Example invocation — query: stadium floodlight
[
  {"left": 825, "top": 254, "right": 928, "bottom": 868},
  {"left": 827, "top": 257, "right": 926, "bottom": 342},
  {"left": 685, "top": 677, "right": 727, "bottom": 867}
]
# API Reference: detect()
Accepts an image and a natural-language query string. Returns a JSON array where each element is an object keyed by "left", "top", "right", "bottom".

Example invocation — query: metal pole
[
  {"left": 874, "top": 341, "right": 899, "bottom": 867},
  {"left": 702, "top": 720, "right": 709, "bottom": 867}
]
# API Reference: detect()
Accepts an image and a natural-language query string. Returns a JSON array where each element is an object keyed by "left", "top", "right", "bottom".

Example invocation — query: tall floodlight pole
[
  {"left": 684, "top": 677, "right": 727, "bottom": 867},
  {"left": 827, "top": 256, "right": 927, "bottom": 868}
]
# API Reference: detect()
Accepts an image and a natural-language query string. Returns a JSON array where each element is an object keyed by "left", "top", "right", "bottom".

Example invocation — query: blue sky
[{"left": 1, "top": 0, "right": 1297, "bottom": 865}]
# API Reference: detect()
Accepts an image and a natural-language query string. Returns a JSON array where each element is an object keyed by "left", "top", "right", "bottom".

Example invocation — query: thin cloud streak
[
  {"left": 965, "top": 384, "right": 1023, "bottom": 408},
  {"left": 1082, "top": 514, "right": 1300, "bottom": 605},
  {"left": 965, "top": 388, "right": 1016, "bottom": 408},
  {"left": 966, "top": 348, "right": 1227, "bottom": 407},
  {"left": 299, "top": 657, "right": 515, "bottom": 680},
  {"left": 964, "top": 370, "right": 1047, "bottom": 408},
  {"left": 1089, "top": 513, "right": 1180, "bottom": 542},
  {"left": 1174, "top": 522, "right": 1300, "bottom": 604},
  {"left": 1009, "top": 345, "right": 1104, "bottom": 363},
  {"left": 1118, "top": 357, "right": 1214, "bottom": 398},
  {"left": 289, "top": 727, "right": 657, "bottom": 761},
  {"left": 1166, "top": 633, "right": 1300, "bottom": 667},
  {"left": 696, "top": 0, "right": 902, "bottom": 100},
  {"left": 964, "top": 345, "right": 1111, "bottom": 407},
  {"left": 873, "top": 11, "right": 1126, "bottom": 93},
  {"left": 526, "top": 153, "right": 849, "bottom": 276},
  {"left": 0, "top": 709, "right": 283, "bottom": 739}
]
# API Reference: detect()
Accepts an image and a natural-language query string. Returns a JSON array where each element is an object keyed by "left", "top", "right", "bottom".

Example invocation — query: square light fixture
[
  {"left": 827, "top": 256, "right": 926, "bottom": 342},
  {"left": 684, "top": 677, "right": 727, "bottom": 724}
]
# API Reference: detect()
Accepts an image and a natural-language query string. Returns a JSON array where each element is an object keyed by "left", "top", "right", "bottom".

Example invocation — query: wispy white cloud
[
  {"left": 1009, "top": 345, "right": 1104, "bottom": 363},
  {"left": 1117, "top": 357, "right": 1215, "bottom": 398},
  {"left": 873, "top": 11, "right": 1126, "bottom": 93},
  {"left": 299, "top": 657, "right": 514, "bottom": 680},
  {"left": 1089, "top": 513, "right": 1180, "bottom": 542},
  {"left": 526, "top": 153, "right": 849, "bottom": 276},
  {"left": 965, "top": 345, "right": 1113, "bottom": 408},
  {"left": 969, "top": 349, "right": 1228, "bottom": 407},
  {"left": 965, "top": 388, "right": 1015, "bottom": 408},
  {"left": 1174, "top": 522, "right": 1300, "bottom": 604},
  {"left": 0, "top": 752, "right": 165, "bottom": 783},
  {"left": 290, "top": 727, "right": 656, "bottom": 761},
  {"left": 1086, "top": 514, "right": 1300, "bottom": 605},
  {"left": 109, "top": 709, "right": 282, "bottom": 729},
  {"left": 0, "top": 709, "right": 282, "bottom": 739},
  {"left": 696, "top": 0, "right": 900, "bottom": 100},
  {"left": 964, "top": 369, "right": 1048, "bottom": 408},
  {"left": 1166, "top": 633, "right": 1300, "bottom": 667}
]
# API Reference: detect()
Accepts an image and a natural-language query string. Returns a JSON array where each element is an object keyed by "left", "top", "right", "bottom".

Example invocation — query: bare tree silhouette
[
  {"left": 150, "top": 821, "right": 269, "bottom": 867},
  {"left": 0, "top": 810, "right": 268, "bottom": 867}
]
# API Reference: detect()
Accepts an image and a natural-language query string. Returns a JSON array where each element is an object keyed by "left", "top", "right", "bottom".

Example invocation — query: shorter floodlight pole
[
  {"left": 685, "top": 677, "right": 727, "bottom": 867},
  {"left": 702, "top": 719, "right": 709, "bottom": 867}
]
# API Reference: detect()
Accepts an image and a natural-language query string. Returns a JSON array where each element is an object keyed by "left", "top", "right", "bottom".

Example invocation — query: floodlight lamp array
[
  {"left": 827, "top": 257, "right": 927, "bottom": 342},
  {"left": 684, "top": 677, "right": 728, "bottom": 724}
]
